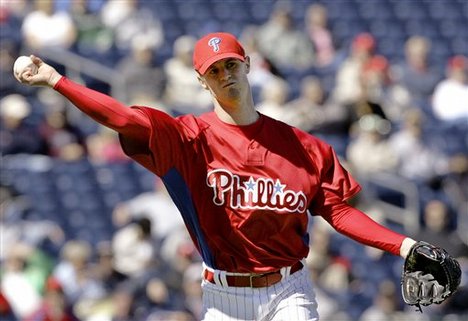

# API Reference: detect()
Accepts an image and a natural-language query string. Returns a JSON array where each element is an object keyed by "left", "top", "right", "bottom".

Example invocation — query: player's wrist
[
  {"left": 400, "top": 237, "right": 417, "bottom": 258},
  {"left": 49, "top": 72, "right": 63, "bottom": 88}
]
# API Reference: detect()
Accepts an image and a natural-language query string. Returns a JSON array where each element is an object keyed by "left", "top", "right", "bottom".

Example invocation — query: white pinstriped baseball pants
[{"left": 201, "top": 263, "right": 319, "bottom": 321}]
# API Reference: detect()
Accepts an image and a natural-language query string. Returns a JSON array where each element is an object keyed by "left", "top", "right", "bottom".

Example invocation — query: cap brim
[{"left": 198, "top": 53, "right": 245, "bottom": 75}]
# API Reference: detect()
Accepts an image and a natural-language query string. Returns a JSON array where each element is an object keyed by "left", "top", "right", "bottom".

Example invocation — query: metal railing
[
  {"left": 357, "top": 172, "right": 421, "bottom": 234},
  {"left": 37, "top": 47, "right": 127, "bottom": 102}
]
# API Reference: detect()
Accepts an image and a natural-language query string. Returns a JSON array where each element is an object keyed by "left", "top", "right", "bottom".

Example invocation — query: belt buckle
[
  {"left": 249, "top": 274, "right": 256, "bottom": 288},
  {"left": 249, "top": 274, "right": 262, "bottom": 288},
  {"left": 249, "top": 273, "right": 268, "bottom": 288}
]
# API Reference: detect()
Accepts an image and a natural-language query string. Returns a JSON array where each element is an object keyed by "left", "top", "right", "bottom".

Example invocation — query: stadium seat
[
  {"left": 357, "top": 1, "right": 395, "bottom": 20},
  {"left": 392, "top": 1, "right": 429, "bottom": 20}
]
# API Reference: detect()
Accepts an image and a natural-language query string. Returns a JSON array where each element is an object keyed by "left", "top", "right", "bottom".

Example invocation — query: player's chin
[{"left": 226, "top": 87, "right": 241, "bottom": 99}]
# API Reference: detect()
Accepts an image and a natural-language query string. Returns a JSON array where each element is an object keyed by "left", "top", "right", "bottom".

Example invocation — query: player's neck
[{"left": 214, "top": 96, "right": 258, "bottom": 126}]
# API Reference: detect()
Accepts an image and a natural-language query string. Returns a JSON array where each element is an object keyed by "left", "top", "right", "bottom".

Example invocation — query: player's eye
[{"left": 208, "top": 67, "right": 218, "bottom": 75}]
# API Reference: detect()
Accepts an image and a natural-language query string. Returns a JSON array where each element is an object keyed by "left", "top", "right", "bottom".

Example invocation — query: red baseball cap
[
  {"left": 448, "top": 55, "right": 466, "bottom": 70},
  {"left": 193, "top": 32, "right": 246, "bottom": 75},
  {"left": 352, "top": 32, "right": 376, "bottom": 52}
]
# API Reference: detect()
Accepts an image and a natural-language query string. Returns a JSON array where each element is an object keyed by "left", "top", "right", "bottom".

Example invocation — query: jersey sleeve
[
  {"left": 319, "top": 202, "right": 406, "bottom": 255},
  {"left": 53, "top": 76, "right": 151, "bottom": 139},
  {"left": 309, "top": 143, "right": 361, "bottom": 213},
  {"left": 119, "top": 107, "right": 197, "bottom": 176},
  {"left": 307, "top": 141, "right": 406, "bottom": 256}
]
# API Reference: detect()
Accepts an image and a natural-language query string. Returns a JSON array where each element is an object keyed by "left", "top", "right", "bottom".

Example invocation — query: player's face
[{"left": 198, "top": 57, "right": 250, "bottom": 104}]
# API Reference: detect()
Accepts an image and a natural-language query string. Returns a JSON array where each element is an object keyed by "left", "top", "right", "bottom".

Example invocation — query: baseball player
[{"left": 15, "top": 33, "right": 460, "bottom": 320}]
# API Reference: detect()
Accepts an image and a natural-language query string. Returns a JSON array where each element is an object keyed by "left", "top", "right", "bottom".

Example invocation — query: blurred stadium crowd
[{"left": 0, "top": 0, "right": 467, "bottom": 320}]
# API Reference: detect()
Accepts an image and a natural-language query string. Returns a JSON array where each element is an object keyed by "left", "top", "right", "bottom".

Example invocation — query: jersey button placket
[{"left": 246, "top": 141, "right": 264, "bottom": 165}]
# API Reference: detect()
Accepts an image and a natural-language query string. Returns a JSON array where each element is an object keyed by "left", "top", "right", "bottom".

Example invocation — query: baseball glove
[{"left": 401, "top": 241, "right": 461, "bottom": 312}]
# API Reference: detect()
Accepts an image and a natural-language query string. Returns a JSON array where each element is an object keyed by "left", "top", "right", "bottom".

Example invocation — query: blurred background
[{"left": 0, "top": 0, "right": 467, "bottom": 320}]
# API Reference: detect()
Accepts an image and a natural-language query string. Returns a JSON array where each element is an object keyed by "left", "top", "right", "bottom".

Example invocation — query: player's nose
[{"left": 219, "top": 67, "right": 232, "bottom": 80}]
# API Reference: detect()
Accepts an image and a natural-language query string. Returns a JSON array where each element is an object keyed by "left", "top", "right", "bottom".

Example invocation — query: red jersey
[
  {"left": 54, "top": 77, "right": 406, "bottom": 274},
  {"left": 120, "top": 108, "right": 360, "bottom": 273}
]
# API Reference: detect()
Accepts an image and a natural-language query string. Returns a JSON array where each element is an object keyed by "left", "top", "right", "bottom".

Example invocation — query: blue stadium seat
[
  {"left": 451, "top": 36, "right": 468, "bottom": 56},
  {"left": 438, "top": 18, "right": 467, "bottom": 39},
  {"left": 163, "top": 20, "right": 186, "bottom": 43},
  {"left": 141, "top": 1, "right": 178, "bottom": 22},
  {"left": 176, "top": 1, "right": 212, "bottom": 21},
  {"left": 330, "top": 19, "right": 368, "bottom": 44},
  {"left": 369, "top": 19, "right": 405, "bottom": 39},
  {"left": 325, "top": 1, "right": 360, "bottom": 20},
  {"left": 430, "top": 38, "right": 453, "bottom": 64},
  {"left": 248, "top": 1, "right": 273, "bottom": 23},
  {"left": 392, "top": 1, "right": 429, "bottom": 20},
  {"left": 357, "top": 1, "right": 395, "bottom": 20},
  {"left": 427, "top": 0, "right": 463, "bottom": 20},
  {"left": 212, "top": 2, "right": 251, "bottom": 22},
  {"left": 404, "top": 19, "right": 440, "bottom": 38},
  {"left": 377, "top": 37, "right": 406, "bottom": 62}
]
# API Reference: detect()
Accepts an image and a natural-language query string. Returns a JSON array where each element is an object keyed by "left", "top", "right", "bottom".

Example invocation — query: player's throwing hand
[{"left": 14, "top": 55, "right": 62, "bottom": 88}]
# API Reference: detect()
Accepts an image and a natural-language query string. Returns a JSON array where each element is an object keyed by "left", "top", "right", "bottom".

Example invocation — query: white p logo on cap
[{"left": 208, "top": 37, "right": 221, "bottom": 52}]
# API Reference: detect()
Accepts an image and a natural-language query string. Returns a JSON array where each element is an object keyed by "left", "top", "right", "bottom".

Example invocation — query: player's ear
[
  {"left": 244, "top": 56, "right": 251, "bottom": 74},
  {"left": 197, "top": 74, "right": 209, "bottom": 90}
]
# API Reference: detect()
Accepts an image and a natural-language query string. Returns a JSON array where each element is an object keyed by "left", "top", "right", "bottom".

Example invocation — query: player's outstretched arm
[
  {"left": 319, "top": 201, "right": 461, "bottom": 311},
  {"left": 14, "top": 55, "right": 151, "bottom": 137}
]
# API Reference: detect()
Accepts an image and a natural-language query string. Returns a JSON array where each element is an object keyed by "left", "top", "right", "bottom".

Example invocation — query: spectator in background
[
  {"left": 283, "top": 75, "right": 351, "bottom": 136},
  {"left": 112, "top": 217, "right": 159, "bottom": 279},
  {"left": 139, "top": 276, "right": 193, "bottom": 321},
  {"left": 332, "top": 33, "right": 377, "bottom": 105},
  {"left": 347, "top": 114, "right": 397, "bottom": 176},
  {"left": 306, "top": 221, "right": 377, "bottom": 321},
  {"left": 181, "top": 262, "right": 203, "bottom": 320},
  {"left": 112, "top": 178, "right": 184, "bottom": 241},
  {"left": 116, "top": 35, "right": 166, "bottom": 107},
  {"left": 0, "top": 291, "right": 15, "bottom": 321},
  {"left": 0, "top": 94, "right": 47, "bottom": 155},
  {"left": 52, "top": 240, "right": 106, "bottom": 306},
  {"left": 24, "top": 277, "right": 79, "bottom": 321},
  {"left": 0, "top": 0, "right": 30, "bottom": 46},
  {"left": 1, "top": 181, "right": 65, "bottom": 262},
  {"left": 100, "top": 0, "right": 163, "bottom": 53},
  {"left": 361, "top": 55, "right": 392, "bottom": 107},
  {"left": 255, "top": 76, "right": 290, "bottom": 122},
  {"left": 90, "top": 241, "right": 128, "bottom": 294},
  {"left": 360, "top": 280, "right": 397, "bottom": 321},
  {"left": 163, "top": 35, "right": 212, "bottom": 115},
  {"left": 388, "top": 108, "right": 450, "bottom": 182},
  {"left": 0, "top": 210, "right": 64, "bottom": 273},
  {"left": 0, "top": 41, "right": 27, "bottom": 97},
  {"left": 441, "top": 154, "right": 468, "bottom": 222},
  {"left": 0, "top": 243, "right": 42, "bottom": 319},
  {"left": 38, "top": 103, "right": 87, "bottom": 161},
  {"left": 359, "top": 279, "right": 424, "bottom": 321},
  {"left": 391, "top": 36, "right": 441, "bottom": 104},
  {"left": 432, "top": 55, "right": 468, "bottom": 122},
  {"left": 304, "top": 3, "right": 337, "bottom": 68},
  {"left": 306, "top": 223, "right": 350, "bottom": 321},
  {"left": 406, "top": 200, "right": 468, "bottom": 321},
  {"left": 413, "top": 200, "right": 468, "bottom": 259},
  {"left": 159, "top": 227, "right": 199, "bottom": 295},
  {"left": 0, "top": 183, "right": 30, "bottom": 238},
  {"left": 107, "top": 284, "right": 137, "bottom": 321},
  {"left": 342, "top": 54, "right": 392, "bottom": 126},
  {"left": 239, "top": 25, "right": 279, "bottom": 98},
  {"left": 69, "top": 0, "right": 114, "bottom": 58},
  {"left": 255, "top": 4, "right": 315, "bottom": 71},
  {"left": 86, "top": 127, "right": 128, "bottom": 164},
  {"left": 21, "top": 0, "right": 77, "bottom": 51}
]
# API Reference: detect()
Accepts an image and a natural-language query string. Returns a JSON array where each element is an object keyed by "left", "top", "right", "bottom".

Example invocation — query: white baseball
[{"left": 13, "top": 56, "right": 38, "bottom": 77}]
